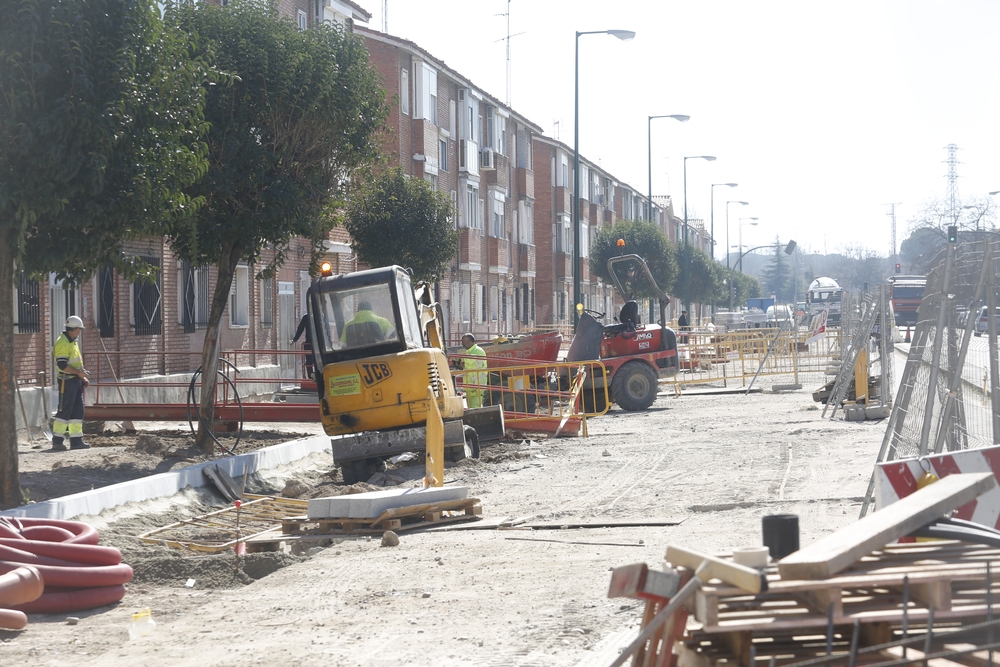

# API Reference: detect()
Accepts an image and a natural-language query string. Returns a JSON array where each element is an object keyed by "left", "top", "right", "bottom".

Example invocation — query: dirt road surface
[{"left": 0, "top": 387, "right": 885, "bottom": 666}]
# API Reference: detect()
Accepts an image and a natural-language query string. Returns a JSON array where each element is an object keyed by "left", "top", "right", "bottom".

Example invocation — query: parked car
[{"left": 974, "top": 306, "right": 1000, "bottom": 336}]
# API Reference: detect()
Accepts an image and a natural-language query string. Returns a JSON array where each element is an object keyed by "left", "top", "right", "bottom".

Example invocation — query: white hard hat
[{"left": 65, "top": 315, "right": 85, "bottom": 329}]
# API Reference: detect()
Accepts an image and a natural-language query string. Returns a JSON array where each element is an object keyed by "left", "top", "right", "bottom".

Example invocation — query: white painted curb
[{"left": 2, "top": 435, "right": 332, "bottom": 520}]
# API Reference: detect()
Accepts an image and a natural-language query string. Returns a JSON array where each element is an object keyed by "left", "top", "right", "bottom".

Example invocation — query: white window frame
[
  {"left": 400, "top": 68, "right": 409, "bottom": 115},
  {"left": 460, "top": 283, "right": 471, "bottom": 324},
  {"left": 416, "top": 63, "right": 438, "bottom": 125},
  {"left": 229, "top": 265, "right": 249, "bottom": 328},
  {"left": 490, "top": 286, "right": 499, "bottom": 322},
  {"left": 466, "top": 185, "right": 481, "bottom": 230},
  {"left": 490, "top": 192, "right": 504, "bottom": 238},
  {"left": 475, "top": 284, "right": 486, "bottom": 324},
  {"left": 439, "top": 138, "right": 448, "bottom": 172},
  {"left": 518, "top": 201, "right": 534, "bottom": 244},
  {"left": 297, "top": 10, "right": 307, "bottom": 30}
]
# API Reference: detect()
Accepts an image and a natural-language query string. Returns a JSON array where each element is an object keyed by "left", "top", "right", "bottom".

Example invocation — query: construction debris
[{"left": 612, "top": 473, "right": 1000, "bottom": 667}]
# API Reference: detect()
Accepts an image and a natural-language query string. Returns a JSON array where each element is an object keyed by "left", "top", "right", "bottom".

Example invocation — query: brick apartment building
[{"left": 10, "top": 0, "right": 712, "bottom": 431}]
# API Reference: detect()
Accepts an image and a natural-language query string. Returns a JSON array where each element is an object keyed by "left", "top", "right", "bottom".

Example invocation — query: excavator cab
[
  {"left": 306, "top": 266, "right": 465, "bottom": 438},
  {"left": 306, "top": 265, "right": 504, "bottom": 483}
]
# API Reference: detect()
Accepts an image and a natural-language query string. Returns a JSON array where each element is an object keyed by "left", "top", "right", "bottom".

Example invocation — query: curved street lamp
[
  {"left": 738, "top": 217, "right": 759, "bottom": 272},
  {"left": 573, "top": 29, "right": 635, "bottom": 329},
  {"left": 682, "top": 155, "right": 716, "bottom": 316},
  {"left": 710, "top": 183, "right": 738, "bottom": 261},
  {"left": 726, "top": 201, "right": 749, "bottom": 274}
]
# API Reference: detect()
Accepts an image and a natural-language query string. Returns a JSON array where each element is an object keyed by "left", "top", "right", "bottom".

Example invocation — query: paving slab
[{"left": 307, "top": 485, "right": 468, "bottom": 519}]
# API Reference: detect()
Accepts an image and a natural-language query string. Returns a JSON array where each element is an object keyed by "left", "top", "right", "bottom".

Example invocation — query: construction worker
[
  {"left": 52, "top": 315, "right": 90, "bottom": 451},
  {"left": 343, "top": 300, "right": 395, "bottom": 341},
  {"left": 461, "top": 333, "right": 488, "bottom": 408}
]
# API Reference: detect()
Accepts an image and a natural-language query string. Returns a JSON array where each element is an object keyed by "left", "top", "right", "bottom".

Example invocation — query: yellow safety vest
[{"left": 53, "top": 333, "right": 83, "bottom": 380}]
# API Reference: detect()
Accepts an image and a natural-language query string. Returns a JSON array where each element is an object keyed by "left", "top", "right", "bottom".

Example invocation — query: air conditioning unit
[
  {"left": 480, "top": 148, "right": 496, "bottom": 170},
  {"left": 597, "top": 194, "right": 607, "bottom": 205}
]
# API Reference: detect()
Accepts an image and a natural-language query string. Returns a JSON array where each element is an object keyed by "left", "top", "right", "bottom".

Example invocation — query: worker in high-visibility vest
[
  {"left": 52, "top": 315, "right": 90, "bottom": 451},
  {"left": 461, "top": 333, "right": 488, "bottom": 409}
]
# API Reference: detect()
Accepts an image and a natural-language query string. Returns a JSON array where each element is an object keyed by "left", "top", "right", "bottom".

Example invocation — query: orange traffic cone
[{"left": 905, "top": 326, "right": 911, "bottom": 343}]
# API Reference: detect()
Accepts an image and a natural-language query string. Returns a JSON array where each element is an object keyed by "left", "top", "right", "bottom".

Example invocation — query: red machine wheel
[{"left": 611, "top": 362, "right": 658, "bottom": 411}]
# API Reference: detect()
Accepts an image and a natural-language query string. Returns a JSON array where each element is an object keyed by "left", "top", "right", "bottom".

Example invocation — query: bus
[
  {"left": 888, "top": 275, "right": 926, "bottom": 326},
  {"left": 806, "top": 277, "right": 843, "bottom": 325}
]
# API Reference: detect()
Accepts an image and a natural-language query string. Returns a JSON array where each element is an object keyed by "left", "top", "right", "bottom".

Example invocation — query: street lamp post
[
  {"left": 647, "top": 115, "right": 690, "bottom": 221},
  {"left": 738, "top": 217, "right": 759, "bottom": 272},
  {"left": 708, "top": 183, "right": 737, "bottom": 323},
  {"left": 574, "top": 29, "right": 635, "bottom": 330},
  {"left": 710, "top": 184, "right": 738, "bottom": 261},
  {"left": 682, "top": 155, "right": 716, "bottom": 318},
  {"left": 726, "top": 200, "right": 749, "bottom": 273}
]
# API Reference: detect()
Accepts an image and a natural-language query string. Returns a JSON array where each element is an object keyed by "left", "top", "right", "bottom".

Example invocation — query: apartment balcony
[
  {"left": 459, "top": 138, "right": 479, "bottom": 176},
  {"left": 518, "top": 244, "right": 535, "bottom": 274},
  {"left": 481, "top": 151, "right": 508, "bottom": 189},
  {"left": 460, "top": 228, "right": 481, "bottom": 267},
  {"left": 516, "top": 167, "right": 534, "bottom": 200},
  {"left": 554, "top": 186, "right": 573, "bottom": 213},
  {"left": 487, "top": 236, "right": 507, "bottom": 270},
  {"left": 555, "top": 252, "right": 572, "bottom": 279}
]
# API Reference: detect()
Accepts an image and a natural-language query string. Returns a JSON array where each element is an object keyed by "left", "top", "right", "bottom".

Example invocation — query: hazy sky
[{"left": 368, "top": 1, "right": 1000, "bottom": 259}]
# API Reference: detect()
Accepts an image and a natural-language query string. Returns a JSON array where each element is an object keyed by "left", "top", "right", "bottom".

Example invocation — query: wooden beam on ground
[{"left": 778, "top": 473, "right": 996, "bottom": 580}]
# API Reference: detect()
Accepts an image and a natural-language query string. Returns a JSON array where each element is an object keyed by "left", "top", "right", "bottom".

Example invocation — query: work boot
[
  {"left": 50, "top": 437, "right": 68, "bottom": 452},
  {"left": 69, "top": 438, "right": 90, "bottom": 450}
]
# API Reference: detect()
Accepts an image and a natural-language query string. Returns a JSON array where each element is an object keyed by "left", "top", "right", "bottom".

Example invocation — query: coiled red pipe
[{"left": 0, "top": 518, "right": 130, "bottom": 616}]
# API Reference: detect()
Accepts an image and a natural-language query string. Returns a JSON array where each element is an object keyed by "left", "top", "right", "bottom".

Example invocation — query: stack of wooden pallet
[
  {"left": 611, "top": 473, "right": 1000, "bottom": 667},
  {"left": 681, "top": 541, "right": 1000, "bottom": 667},
  {"left": 279, "top": 497, "right": 483, "bottom": 536}
]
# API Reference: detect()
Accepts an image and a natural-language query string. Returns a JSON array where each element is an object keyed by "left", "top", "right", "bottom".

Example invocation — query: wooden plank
[
  {"left": 911, "top": 580, "right": 953, "bottom": 611},
  {"left": 795, "top": 586, "right": 842, "bottom": 617},
  {"left": 203, "top": 466, "right": 238, "bottom": 502},
  {"left": 214, "top": 466, "right": 244, "bottom": 500},
  {"left": 778, "top": 473, "right": 996, "bottom": 580}
]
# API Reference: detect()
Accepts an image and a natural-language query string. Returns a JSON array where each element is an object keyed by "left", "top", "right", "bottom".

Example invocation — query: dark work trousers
[{"left": 53, "top": 376, "right": 85, "bottom": 446}]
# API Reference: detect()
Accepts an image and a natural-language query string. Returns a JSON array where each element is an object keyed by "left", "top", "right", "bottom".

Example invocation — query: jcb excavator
[{"left": 305, "top": 264, "right": 503, "bottom": 484}]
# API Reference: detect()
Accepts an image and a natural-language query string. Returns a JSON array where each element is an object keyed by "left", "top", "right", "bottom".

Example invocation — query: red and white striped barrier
[{"left": 875, "top": 446, "right": 1000, "bottom": 528}]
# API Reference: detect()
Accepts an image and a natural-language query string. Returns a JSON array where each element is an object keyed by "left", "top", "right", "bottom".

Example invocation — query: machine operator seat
[
  {"left": 619, "top": 300, "right": 640, "bottom": 332},
  {"left": 343, "top": 321, "right": 385, "bottom": 348}
]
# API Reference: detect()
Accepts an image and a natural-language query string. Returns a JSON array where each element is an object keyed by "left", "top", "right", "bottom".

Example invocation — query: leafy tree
[
  {"left": 676, "top": 244, "right": 718, "bottom": 306},
  {"left": 0, "top": 0, "right": 209, "bottom": 507},
  {"left": 900, "top": 226, "right": 946, "bottom": 273},
  {"left": 723, "top": 270, "right": 762, "bottom": 309},
  {"left": 760, "top": 237, "right": 794, "bottom": 302},
  {"left": 591, "top": 220, "right": 677, "bottom": 298},
  {"left": 169, "top": 0, "right": 388, "bottom": 453},
  {"left": 345, "top": 168, "right": 458, "bottom": 281}
]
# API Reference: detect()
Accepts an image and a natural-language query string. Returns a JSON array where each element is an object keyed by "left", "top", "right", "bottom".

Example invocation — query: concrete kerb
[{"left": 1, "top": 434, "right": 331, "bottom": 520}]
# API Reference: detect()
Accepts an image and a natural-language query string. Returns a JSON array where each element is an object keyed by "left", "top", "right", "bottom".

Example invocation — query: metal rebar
[
  {"left": 923, "top": 605, "right": 935, "bottom": 667},
  {"left": 847, "top": 618, "right": 861, "bottom": 667},
  {"left": 826, "top": 601, "right": 834, "bottom": 656}
]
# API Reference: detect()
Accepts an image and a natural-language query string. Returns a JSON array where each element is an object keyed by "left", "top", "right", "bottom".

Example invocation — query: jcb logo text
[{"left": 358, "top": 362, "right": 392, "bottom": 387}]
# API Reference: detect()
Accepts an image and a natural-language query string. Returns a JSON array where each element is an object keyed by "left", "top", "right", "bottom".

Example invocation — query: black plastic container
[{"left": 762, "top": 514, "right": 799, "bottom": 560}]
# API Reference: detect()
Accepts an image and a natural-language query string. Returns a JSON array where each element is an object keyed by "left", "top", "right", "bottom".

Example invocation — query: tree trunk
[
  {"left": 0, "top": 232, "right": 22, "bottom": 508},
  {"left": 196, "top": 241, "right": 242, "bottom": 455}
]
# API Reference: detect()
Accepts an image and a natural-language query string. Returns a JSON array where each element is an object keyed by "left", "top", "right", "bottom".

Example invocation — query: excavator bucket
[{"left": 462, "top": 404, "right": 504, "bottom": 442}]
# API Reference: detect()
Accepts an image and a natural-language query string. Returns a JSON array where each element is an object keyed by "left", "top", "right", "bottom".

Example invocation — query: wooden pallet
[
  {"left": 680, "top": 542, "right": 1000, "bottom": 667},
  {"left": 278, "top": 497, "right": 483, "bottom": 535}
]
